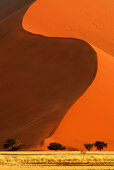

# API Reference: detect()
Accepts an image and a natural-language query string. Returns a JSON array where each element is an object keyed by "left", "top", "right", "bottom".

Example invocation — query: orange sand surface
[
  {"left": 44, "top": 47, "right": 114, "bottom": 151},
  {"left": 23, "top": 0, "right": 114, "bottom": 150},
  {"left": 23, "top": 0, "right": 114, "bottom": 56}
]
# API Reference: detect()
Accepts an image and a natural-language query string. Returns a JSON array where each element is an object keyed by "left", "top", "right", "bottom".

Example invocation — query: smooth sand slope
[
  {"left": 44, "top": 47, "right": 114, "bottom": 151},
  {"left": 23, "top": 0, "right": 114, "bottom": 150},
  {"left": 0, "top": 0, "right": 97, "bottom": 150},
  {"left": 23, "top": 0, "right": 114, "bottom": 56},
  {"left": 0, "top": 0, "right": 35, "bottom": 21}
]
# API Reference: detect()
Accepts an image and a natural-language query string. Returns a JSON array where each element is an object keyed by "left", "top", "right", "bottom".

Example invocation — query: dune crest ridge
[{"left": 23, "top": 0, "right": 114, "bottom": 56}]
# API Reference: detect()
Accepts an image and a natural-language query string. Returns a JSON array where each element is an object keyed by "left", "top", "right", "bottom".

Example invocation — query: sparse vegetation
[
  {"left": 0, "top": 140, "right": 112, "bottom": 169},
  {"left": 94, "top": 141, "right": 107, "bottom": 151},
  {"left": 47, "top": 142, "right": 66, "bottom": 151},
  {"left": 0, "top": 151, "right": 113, "bottom": 167},
  {"left": 3, "top": 139, "right": 20, "bottom": 151},
  {"left": 84, "top": 143, "right": 94, "bottom": 151}
]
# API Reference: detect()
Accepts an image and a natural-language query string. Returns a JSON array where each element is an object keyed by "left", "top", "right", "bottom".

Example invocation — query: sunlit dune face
[
  {"left": 44, "top": 48, "right": 114, "bottom": 151},
  {"left": 22, "top": 0, "right": 114, "bottom": 150},
  {"left": 23, "top": 0, "right": 114, "bottom": 55}
]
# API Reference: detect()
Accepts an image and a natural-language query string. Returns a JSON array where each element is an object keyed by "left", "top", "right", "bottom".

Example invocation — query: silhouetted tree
[
  {"left": 3, "top": 139, "right": 20, "bottom": 151},
  {"left": 84, "top": 143, "right": 93, "bottom": 151},
  {"left": 47, "top": 142, "right": 66, "bottom": 151},
  {"left": 94, "top": 141, "right": 107, "bottom": 151}
]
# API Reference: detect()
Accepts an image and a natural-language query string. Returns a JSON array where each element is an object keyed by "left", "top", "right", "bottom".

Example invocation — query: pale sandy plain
[
  {"left": 1, "top": 166, "right": 114, "bottom": 170},
  {"left": 0, "top": 151, "right": 114, "bottom": 169},
  {"left": 23, "top": 0, "right": 114, "bottom": 150}
]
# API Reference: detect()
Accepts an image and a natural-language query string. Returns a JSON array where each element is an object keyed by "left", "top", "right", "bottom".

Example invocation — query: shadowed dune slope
[
  {"left": 23, "top": 0, "right": 114, "bottom": 56},
  {"left": 0, "top": 1, "right": 97, "bottom": 150},
  {"left": 23, "top": 0, "right": 114, "bottom": 150},
  {"left": 0, "top": 0, "right": 35, "bottom": 21}
]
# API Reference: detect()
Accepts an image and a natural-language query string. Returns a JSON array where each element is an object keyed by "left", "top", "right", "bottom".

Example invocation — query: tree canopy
[
  {"left": 84, "top": 143, "right": 94, "bottom": 151},
  {"left": 94, "top": 141, "right": 107, "bottom": 151},
  {"left": 47, "top": 142, "right": 66, "bottom": 151},
  {"left": 3, "top": 138, "right": 20, "bottom": 151}
]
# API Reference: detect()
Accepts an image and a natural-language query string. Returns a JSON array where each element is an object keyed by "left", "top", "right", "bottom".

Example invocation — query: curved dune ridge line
[
  {"left": 0, "top": 1, "right": 97, "bottom": 150},
  {"left": 23, "top": 0, "right": 114, "bottom": 56},
  {"left": 23, "top": 0, "right": 114, "bottom": 150}
]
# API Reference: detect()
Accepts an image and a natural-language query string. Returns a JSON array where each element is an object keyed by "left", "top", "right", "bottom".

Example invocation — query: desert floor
[{"left": 0, "top": 151, "right": 114, "bottom": 170}]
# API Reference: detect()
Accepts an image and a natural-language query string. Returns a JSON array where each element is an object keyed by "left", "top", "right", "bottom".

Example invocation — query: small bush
[
  {"left": 5, "top": 157, "right": 15, "bottom": 164},
  {"left": 93, "top": 156, "right": 103, "bottom": 162},
  {"left": 72, "top": 156, "right": 81, "bottom": 163},
  {"left": 85, "top": 156, "right": 93, "bottom": 162},
  {"left": 0, "top": 157, "right": 6, "bottom": 164}
]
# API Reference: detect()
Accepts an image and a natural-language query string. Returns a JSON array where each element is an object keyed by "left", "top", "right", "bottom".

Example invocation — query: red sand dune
[
  {"left": 0, "top": 0, "right": 97, "bottom": 150},
  {"left": 23, "top": 0, "right": 114, "bottom": 150}
]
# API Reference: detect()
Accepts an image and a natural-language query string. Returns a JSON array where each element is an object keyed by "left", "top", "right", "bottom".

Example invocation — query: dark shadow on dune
[
  {"left": 0, "top": 0, "right": 97, "bottom": 150},
  {"left": 0, "top": 0, "right": 36, "bottom": 21}
]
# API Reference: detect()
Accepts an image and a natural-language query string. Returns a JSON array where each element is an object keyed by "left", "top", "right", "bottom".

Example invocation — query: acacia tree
[
  {"left": 3, "top": 139, "right": 20, "bottom": 151},
  {"left": 94, "top": 141, "right": 107, "bottom": 151},
  {"left": 47, "top": 142, "right": 66, "bottom": 151},
  {"left": 84, "top": 143, "right": 94, "bottom": 151}
]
